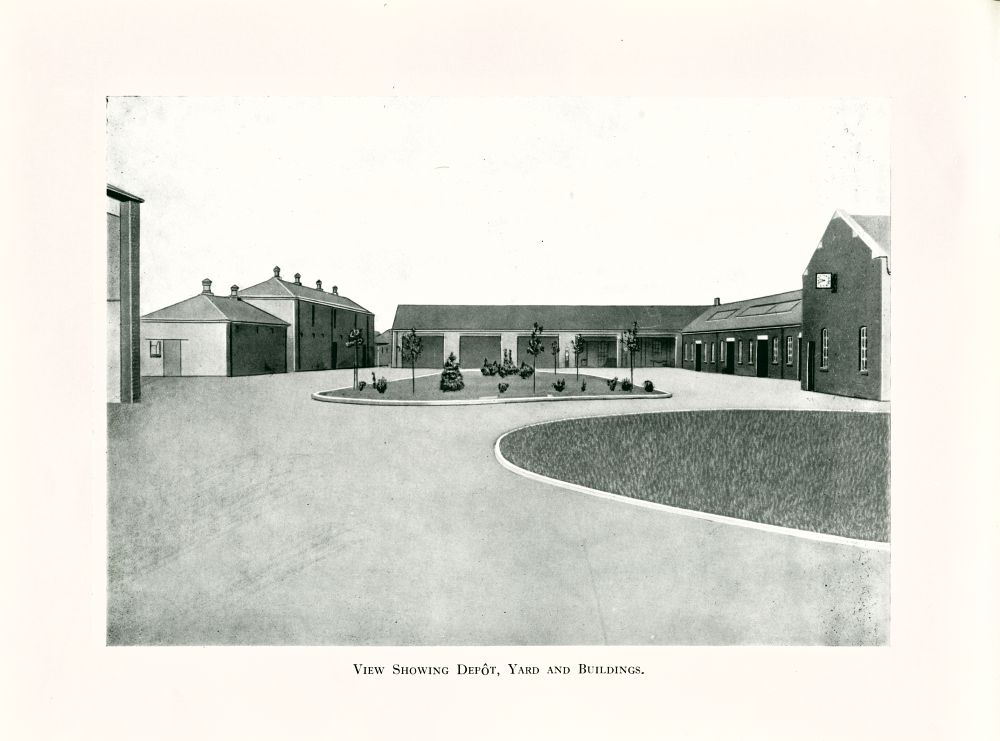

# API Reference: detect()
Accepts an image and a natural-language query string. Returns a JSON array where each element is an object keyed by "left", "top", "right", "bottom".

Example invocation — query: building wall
[
  {"left": 801, "top": 217, "right": 888, "bottom": 400},
  {"left": 107, "top": 195, "right": 140, "bottom": 402},
  {"left": 295, "top": 299, "right": 374, "bottom": 371},
  {"left": 681, "top": 325, "right": 801, "bottom": 379},
  {"left": 140, "top": 322, "right": 228, "bottom": 376},
  {"left": 230, "top": 323, "right": 287, "bottom": 376},
  {"left": 240, "top": 298, "right": 296, "bottom": 372}
]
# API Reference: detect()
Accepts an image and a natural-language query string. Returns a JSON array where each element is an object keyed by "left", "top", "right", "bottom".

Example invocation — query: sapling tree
[
  {"left": 570, "top": 334, "right": 586, "bottom": 381},
  {"left": 346, "top": 328, "right": 365, "bottom": 390},
  {"left": 439, "top": 352, "right": 465, "bottom": 392},
  {"left": 525, "top": 322, "right": 545, "bottom": 394},
  {"left": 621, "top": 320, "right": 640, "bottom": 386},
  {"left": 550, "top": 339, "right": 560, "bottom": 375},
  {"left": 401, "top": 328, "right": 423, "bottom": 394}
]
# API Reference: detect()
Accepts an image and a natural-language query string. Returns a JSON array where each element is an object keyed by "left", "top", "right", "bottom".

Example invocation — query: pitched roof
[
  {"left": 107, "top": 184, "right": 144, "bottom": 203},
  {"left": 141, "top": 294, "right": 289, "bottom": 325},
  {"left": 682, "top": 290, "right": 802, "bottom": 334},
  {"left": 836, "top": 211, "right": 890, "bottom": 258},
  {"left": 239, "top": 276, "right": 372, "bottom": 314},
  {"left": 391, "top": 305, "right": 710, "bottom": 333},
  {"left": 375, "top": 330, "right": 393, "bottom": 345}
]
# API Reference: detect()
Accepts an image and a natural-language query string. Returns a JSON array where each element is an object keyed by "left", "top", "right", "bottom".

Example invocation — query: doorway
[
  {"left": 724, "top": 340, "right": 735, "bottom": 374},
  {"left": 694, "top": 343, "right": 702, "bottom": 371},
  {"left": 804, "top": 340, "right": 816, "bottom": 391},
  {"left": 755, "top": 339, "right": 768, "bottom": 378},
  {"left": 163, "top": 339, "right": 182, "bottom": 376}
]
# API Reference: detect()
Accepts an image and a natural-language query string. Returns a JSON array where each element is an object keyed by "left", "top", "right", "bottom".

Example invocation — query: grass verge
[{"left": 498, "top": 410, "right": 889, "bottom": 542}]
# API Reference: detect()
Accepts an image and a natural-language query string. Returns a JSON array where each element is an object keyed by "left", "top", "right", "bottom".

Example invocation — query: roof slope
[
  {"left": 239, "top": 276, "right": 372, "bottom": 314},
  {"left": 141, "top": 294, "right": 289, "bottom": 325},
  {"left": 848, "top": 214, "right": 890, "bottom": 252},
  {"left": 107, "top": 184, "right": 144, "bottom": 202},
  {"left": 682, "top": 290, "right": 802, "bottom": 334},
  {"left": 391, "top": 305, "right": 710, "bottom": 333}
]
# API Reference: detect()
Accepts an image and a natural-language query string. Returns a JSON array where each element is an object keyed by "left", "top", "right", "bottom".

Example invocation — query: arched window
[{"left": 859, "top": 326, "right": 868, "bottom": 372}]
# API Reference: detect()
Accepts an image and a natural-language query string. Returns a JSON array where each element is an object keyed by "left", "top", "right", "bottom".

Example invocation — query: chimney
[
  {"left": 294, "top": 272, "right": 302, "bottom": 285},
  {"left": 202, "top": 279, "right": 213, "bottom": 295},
  {"left": 273, "top": 266, "right": 281, "bottom": 278},
  {"left": 316, "top": 279, "right": 323, "bottom": 290},
  {"left": 331, "top": 285, "right": 339, "bottom": 295},
  {"left": 230, "top": 284, "right": 239, "bottom": 299},
  {"left": 713, "top": 297, "right": 720, "bottom": 306}
]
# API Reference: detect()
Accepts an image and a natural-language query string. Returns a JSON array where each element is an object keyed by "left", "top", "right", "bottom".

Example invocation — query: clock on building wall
[{"left": 815, "top": 272, "right": 837, "bottom": 291}]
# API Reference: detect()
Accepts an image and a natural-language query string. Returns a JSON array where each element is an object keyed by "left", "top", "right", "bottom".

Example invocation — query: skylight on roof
[
  {"left": 740, "top": 304, "right": 775, "bottom": 317},
  {"left": 708, "top": 309, "right": 737, "bottom": 320},
  {"left": 766, "top": 300, "right": 800, "bottom": 314}
]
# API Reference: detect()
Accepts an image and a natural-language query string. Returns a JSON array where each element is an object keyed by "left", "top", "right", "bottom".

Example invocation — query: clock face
[{"left": 815, "top": 272, "right": 833, "bottom": 289}]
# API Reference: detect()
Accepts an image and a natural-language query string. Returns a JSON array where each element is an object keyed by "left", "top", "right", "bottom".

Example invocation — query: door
[
  {"left": 725, "top": 340, "right": 735, "bottom": 374},
  {"left": 756, "top": 340, "right": 768, "bottom": 378},
  {"left": 805, "top": 341, "right": 816, "bottom": 391},
  {"left": 695, "top": 343, "right": 702, "bottom": 371},
  {"left": 163, "top": 339, "right": 182, "bottom": 376},
  {"left": 459, "top": 335, "right": 501, "bottom": 366}
]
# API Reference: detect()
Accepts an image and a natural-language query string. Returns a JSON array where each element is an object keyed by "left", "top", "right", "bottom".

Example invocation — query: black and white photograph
[
  {"left": 108, "top": 96, "right": 890, "bottom": 646},
  {"left": 5, "top": 1, "right": 999, "bottom": 739}
]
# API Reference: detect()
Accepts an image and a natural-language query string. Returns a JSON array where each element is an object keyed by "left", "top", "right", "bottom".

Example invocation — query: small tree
[
  {"left": 400, "top": 328, "right": 423, "bottom": 394},
  {"left": 346, "top": 328, "right": 365, "bottom": 390},
  {"left": 550, "top": 339, "right": 560, "bottom": 375},
  {"left": 439, "top": 351, "right": 465, "bottom": 392},
  {"left": 621, "top": 320, "right": 640, "bottom": 386},
  {"left": 525, "top": 322, "right": 545, "bottom": 394},
  {"left": 570, "top": 334, "right": 586, "bottom": 381}
]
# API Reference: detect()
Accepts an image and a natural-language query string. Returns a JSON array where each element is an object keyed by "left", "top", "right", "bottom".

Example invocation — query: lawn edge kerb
[
  {"left": 312, "top": 389, "right": 673, "bottom": 406},
  {"left": 493, "top": 411, "right": 890, "bottom": 553}
]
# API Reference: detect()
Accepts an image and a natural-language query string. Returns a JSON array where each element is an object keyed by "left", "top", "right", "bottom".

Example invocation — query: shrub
[
  {"left": 519, "top": 363, "right": 534, "bottom": 379},
  {"left": 581, "top": 379, "right": 587, "bottom": 392},
  {"left": 375, "top": 376, "right": 389, "bottom": 394},
  {"left": 643, "top": 380, "right": 654, "bottom": 393},
  {"left": 481, "top": 357, "right": 494, "bottom": 376},
  {"left": 440, "top": 352, "right": 465, "bottom": 392},
  {"left": 606, "top": 376, "right": 618, "bottom": 391},
  {"left": 621, "top": 378, "right": 633, "bottom": 392},
  {"left": 552, "top": 378, "right": 566, "bottom": 392},
  {"left": 357, "top": 381, "right": 367, "bottom": 392},
  {"left": 498, "top": 382, "right": 509, "bottom": 394}
]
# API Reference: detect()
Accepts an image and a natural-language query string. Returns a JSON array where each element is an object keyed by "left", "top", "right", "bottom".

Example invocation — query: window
[
  {"left": 859, "top": 326, "right": 868, "bottom": 372},
  {"left": 821, "top": 328, "right": 829, "bottom": 368},
  {"left": 772, "top": 337, "right": 779, "bottom": 364},
  {"left": 652, "top": 339, "right": 663, "bottom": 354},
  {"left": 311, "top": 304, "right": 315, "bottom": 325},
  {"left": 720, "top": 341, "right": 726, "bottom": 363},
  {"left": 738, "top": 339, "right": 743, "bottom": 364},
  {"left": 710, "top": 343, "right": 715, "bottom": 363},
  {"left": 149, "top": 340, "right": 161, "bottom": 358},
  {"left": 597, "top": 343, "right": 608, "bottom": 365},
  {"left": 749, "top": 340, "right": 755, "bottom": 365},
  {"left": 786, "top": 336, "right": 793, "bottom": 365}
]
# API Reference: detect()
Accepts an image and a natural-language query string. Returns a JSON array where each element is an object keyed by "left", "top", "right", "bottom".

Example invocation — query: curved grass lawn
[
  {"left": 499, "top": 410, "right": 890, "bottom": 542},
  {"left": 319, "top": 371, "right": 665, "bottom": 401}
]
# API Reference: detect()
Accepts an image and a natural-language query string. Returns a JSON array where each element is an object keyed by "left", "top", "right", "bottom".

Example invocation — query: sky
[{"left": 107, "top": 97, "right": 889, "bottom": 331}]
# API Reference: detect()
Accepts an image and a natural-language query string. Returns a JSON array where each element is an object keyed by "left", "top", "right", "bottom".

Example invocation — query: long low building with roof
[
  {"left": 680, "top": 290, "right": 804, "bottom": 380},
  {"left": 141, "top": 279, "right": 289, "bottom": 377},
  {"left": 389, "top": 304, "right": 710, "bottom": 370}
]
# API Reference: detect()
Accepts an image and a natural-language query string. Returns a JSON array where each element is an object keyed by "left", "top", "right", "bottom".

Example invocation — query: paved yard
[{"left": 108, "top": 367, "right": 889, "bottom": 645}]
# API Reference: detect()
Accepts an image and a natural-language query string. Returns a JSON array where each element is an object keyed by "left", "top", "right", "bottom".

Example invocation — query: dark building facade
[
  {"left": 107, "top": 184, "right": 143, "bottom": 403},
  {"left": 800, "top": 211, "right": 890, "bottom": 400},
  {"left": 680, "top": 291, "right": 803, "bottom": 381},
  {"left": 240, "top": 268, "right": 375, "bottom": 372}
]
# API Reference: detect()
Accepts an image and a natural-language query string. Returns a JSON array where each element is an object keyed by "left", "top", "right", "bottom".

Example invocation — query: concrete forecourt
[{"left": 108, "top": 366, "right": 888, "bottom": 645}]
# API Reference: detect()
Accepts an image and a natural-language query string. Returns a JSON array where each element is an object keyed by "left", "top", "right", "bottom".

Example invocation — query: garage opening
[{"left": 459, "top": 335, "right": 501, "bottom": 367}]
